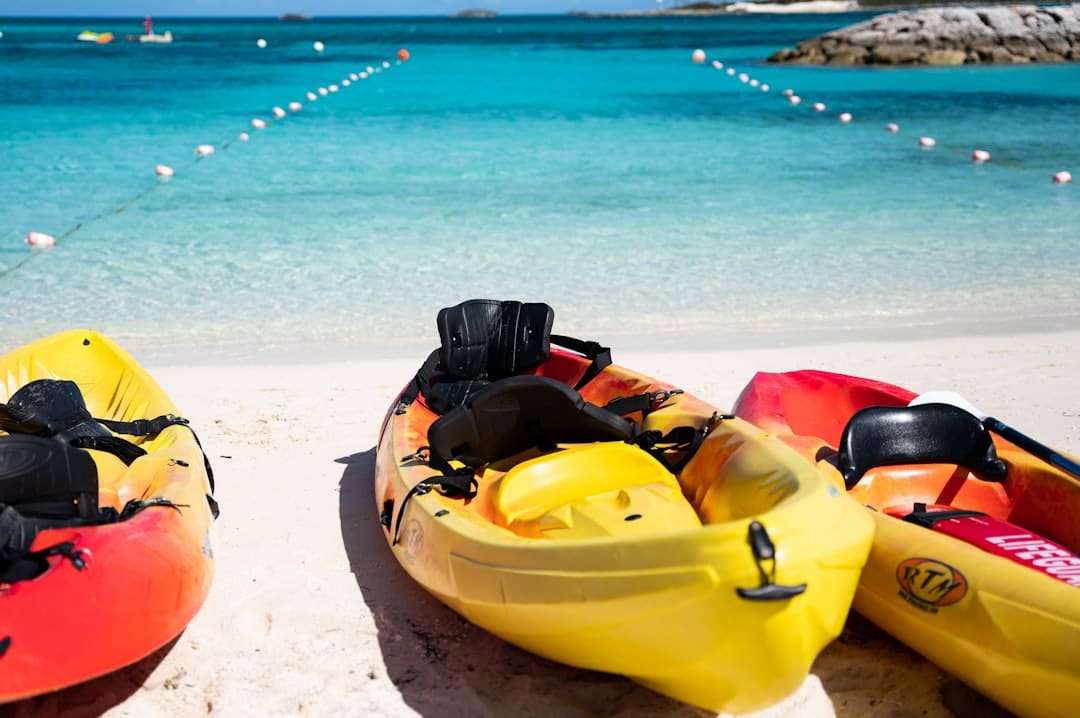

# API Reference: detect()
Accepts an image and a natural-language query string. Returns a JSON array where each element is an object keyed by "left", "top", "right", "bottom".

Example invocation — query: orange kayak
[{"left": 0, "top": 330, "right": 218, "bottom": 702}]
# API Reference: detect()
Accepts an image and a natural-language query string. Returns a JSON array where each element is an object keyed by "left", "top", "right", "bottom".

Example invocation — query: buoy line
[
  {"left": 3, "top": 47, "right": 411, "bottom": 280},
  {"left": 694, "top": 49, "right": 1074, "bottom": 187}
]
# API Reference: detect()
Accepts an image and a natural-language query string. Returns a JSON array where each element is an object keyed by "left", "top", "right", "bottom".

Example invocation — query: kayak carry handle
[{"left": 736, "top": 520, "right": 807, "bottom": 602}]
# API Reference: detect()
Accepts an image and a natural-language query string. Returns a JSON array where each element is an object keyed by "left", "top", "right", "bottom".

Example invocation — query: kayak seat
[
  {"left": 838, "top": 403, "right": 1007, "bottom": 490},
  {"left": 423, "top": 300, "right": 554, "bottom": 414},
  {"left": 428, "top": 375, "right": 636, "bottom": 469},
  {"left": 493, "top": 442, "right": 700, "bottom": 538}
]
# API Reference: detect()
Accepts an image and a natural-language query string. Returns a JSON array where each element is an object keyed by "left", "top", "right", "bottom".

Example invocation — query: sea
[{"left": 1, "top": 13, "right": 1078, "bottom": 363}]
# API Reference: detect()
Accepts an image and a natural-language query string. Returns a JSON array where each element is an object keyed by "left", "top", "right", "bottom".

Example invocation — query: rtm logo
[{"left": 896, "top": 558, "right": 968, "bottom": 612}]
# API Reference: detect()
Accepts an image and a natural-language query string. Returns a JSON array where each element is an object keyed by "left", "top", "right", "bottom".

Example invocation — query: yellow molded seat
[{"left": 494, "top": 442, "right": 701, "bottom": 538}]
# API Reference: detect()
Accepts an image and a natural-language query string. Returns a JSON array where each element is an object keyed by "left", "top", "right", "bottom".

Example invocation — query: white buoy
[
  {"left": 272, "top": 106, "right": 286, "bottom": 118},
  {"left": 692, "top": 49, "right": 706, "bottom": 64},
  {"left": 154, "top": 164, "right": 175, "bottom": 177},
  {"left": 328, "top": 84, "right": 339, "bottom": 93},
  {"left": 342, "top": 79, "right": 351, "bottom": 87},
  {"left": 749, "top": 79, "right": 759, "bottom": 88},
  {"left": 738, "top": 73, "right": 749, "bottom": 83},
  {"left": 349, "top": 73, "right": 359, "bottom": 81},
  {"left": 886, "top": 122, "right": 900, "bottom": 133},
  {"left": 256, "top": 38, "right": 267, "bottom": 49},
  {"left": 919, "top": 136, "right": 936, "bottom": 148},
  {"left": 26, "top": 232, "right": 56, "bottom": 248},
  {"left": 711, "top": 60, "right": 723, "bottom": 69},
  {"left": 289, "top": 101, "right": 303, "bottom": 112},
  {"left": 313, "top": 40, "right": 325, "bottom": 53},
  {"left": 195, "top": 144, "right": 215, "bottom": 156},
  {"left": 813, "top": 102, "right": 826, "bottom": 112},
  {"left": 788, "top": 95, "right": 801, "bottom": 106},
  {"left": 317, "top": 87, "right": 328, "bottom": 96},
  {"left": 725, "top": 68, "right": 735, "bottom": 76},
  {"left": 382, "top": 61, "right": 390, "bottom": 68},
  {"left": 359, "top": 72, "right": 368, "bottom": 79},
  {"left": 306, "top": 91, "right": 317, "bottom": 101},
  {"left": 1053, "top": 170, "right": 1073, "bottom": 184},
  {"left": 366, "top": 66, "right": 374, "bottom": 74},
  {"left": 782, "top": 88, "right": 794, "bottom": 97},
  {"left": 760, "top": 84, "right": 769, "bottom": 92},
  {"left": 838, "top": 112, "right": 853, "bottom": 123},
  {"left": 972, "top": 149, "right": 991, "bottom": 163},
  {"left": 251, "top": 118, "right": 267, "bottom": 129},
  {"left": 238, "top": 132, "right": 250, "bottom": 141}
]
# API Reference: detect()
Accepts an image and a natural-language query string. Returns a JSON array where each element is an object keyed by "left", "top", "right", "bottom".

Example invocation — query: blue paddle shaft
[{"left": 984, "top": 417, "right": 1080, "bottom": 480}]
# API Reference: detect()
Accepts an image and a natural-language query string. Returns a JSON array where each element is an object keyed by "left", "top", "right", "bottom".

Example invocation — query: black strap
[
  {"left": 550, "top": 334, "right": 611, "bottom": 390},
  {"left": 901, "top": 502, "right": 988, "bottom": 529},
  {"left": 635, "top": 425, "right": 706, "bottom": 473},
  {"left": 603, "top": 389, "right": 684, "bottom": 419},
  {"left": 391, "top": 469, "right": 478, "bottom": 546},
  {"left": 70, "top": 435, "right": 147, "bottom": 465},
  {"left": 100, "top": 413, "right": 218, "bottom": 516}
]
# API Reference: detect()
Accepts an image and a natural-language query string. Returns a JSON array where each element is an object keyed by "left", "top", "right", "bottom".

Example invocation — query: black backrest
[
  {"left": 838, "top": 403, "right": 1008, "bottom": 489},
  {"left": 437, "top": 299, "right": 554, "bottom": 380},
  {"left": 0, "top": 434, "right": 99, "bottom": 519},
  {"left": 428, "top": 375, "right": 635, "bottom": 468}
]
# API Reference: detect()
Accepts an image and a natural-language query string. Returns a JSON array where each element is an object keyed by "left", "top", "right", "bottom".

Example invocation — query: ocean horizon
[{"left": 2, "top": 13, "right": 1078, "bottom": 364}]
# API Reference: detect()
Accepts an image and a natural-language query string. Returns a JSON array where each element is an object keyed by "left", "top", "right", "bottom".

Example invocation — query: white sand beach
[{"left": 4, "top": 328, "right": 1078, "bottom": 718}]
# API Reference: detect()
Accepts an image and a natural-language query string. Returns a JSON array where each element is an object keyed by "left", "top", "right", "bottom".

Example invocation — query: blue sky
[{"left": 0, "top": 1, "right": 680, "bottom": 17}]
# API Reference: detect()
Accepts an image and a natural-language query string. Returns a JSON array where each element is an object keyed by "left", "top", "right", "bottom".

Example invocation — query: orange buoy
[
  {"left": 154, "top": 164, "right": 174, "bottom": 177},
  {"left": 886, "top": 123, "right": 900, "bottom": 132},
  {"left": 919, "top": 137, "right": 936, "bottom": 148},
  {"left": 398, "top": 48, "right": 410, "bottom": 61},
  {"left": 972, "top": 149, "right": 991, "bottom": 163},
  {"left": 1053, "top": 170, "right": 1073, "bottom": 184},
  {"left": 692, "top": 49, "right": 706, "bottom": 64},
  {"left": 26, "top": 232, "right": 56, "bottom": 248}
]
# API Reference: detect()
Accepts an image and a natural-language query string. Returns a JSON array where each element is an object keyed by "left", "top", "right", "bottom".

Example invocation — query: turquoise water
[{"left": 2, "top": 14, "right": 1078, "bottom": 361}]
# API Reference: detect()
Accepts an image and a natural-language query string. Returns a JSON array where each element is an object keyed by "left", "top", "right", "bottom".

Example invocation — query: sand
[{"left": 4, "top": 328, "right": 1077, "bottom": 718}]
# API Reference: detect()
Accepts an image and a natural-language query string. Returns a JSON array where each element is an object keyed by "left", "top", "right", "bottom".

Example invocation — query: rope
[
  {"left": 2, "top": 51, "right": 409, "bottom": 281},
  {"left": 701, "top": 55, "right": 1074, "bottom": 182}
]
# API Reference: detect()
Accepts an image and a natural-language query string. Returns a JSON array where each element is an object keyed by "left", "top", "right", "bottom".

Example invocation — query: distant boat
[
  {"left": 279, "top": 13, "right": 312, "bottom": 21},
  {"left": 76, "top": 30, "right": 114, "bottom": 44},
  {"left": 134, "top": 17, "right": 173, "bottom": 44},
  {"left": 138, "top": 30, "right": 173, "bottom": 44}
]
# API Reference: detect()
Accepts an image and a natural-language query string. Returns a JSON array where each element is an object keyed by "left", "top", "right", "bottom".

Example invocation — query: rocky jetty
[{"left": 769, "top": 4, "right": 1080, "bottom": 65}]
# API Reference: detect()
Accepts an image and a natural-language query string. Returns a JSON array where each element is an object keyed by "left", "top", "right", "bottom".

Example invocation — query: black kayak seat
[
  {"left": 838, "top": 402, "right": 1008, "bottom": 490},
  {"left": 428, "top": 375, "right": 636, "bottom": 468}
]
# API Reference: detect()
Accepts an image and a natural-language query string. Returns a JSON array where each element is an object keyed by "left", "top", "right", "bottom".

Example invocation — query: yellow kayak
[
  {"left": 374, "top": 300, "right": 874, "bottom": 713},
  {"left": 1, "top": 330, "right": 217, "bottom": 701},
  {"left": 733, "top": 369, "right": 1080, "bottom": 718}
]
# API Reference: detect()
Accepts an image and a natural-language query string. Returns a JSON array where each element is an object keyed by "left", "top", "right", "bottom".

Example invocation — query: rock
[{"left": 767, "top": 4, "right": 1080, "bottom": 66}]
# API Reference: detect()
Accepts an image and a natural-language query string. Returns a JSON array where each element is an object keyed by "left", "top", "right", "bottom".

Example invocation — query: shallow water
[{"left": 2, "top": 14, "right": 1078, "bottom": 361}]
